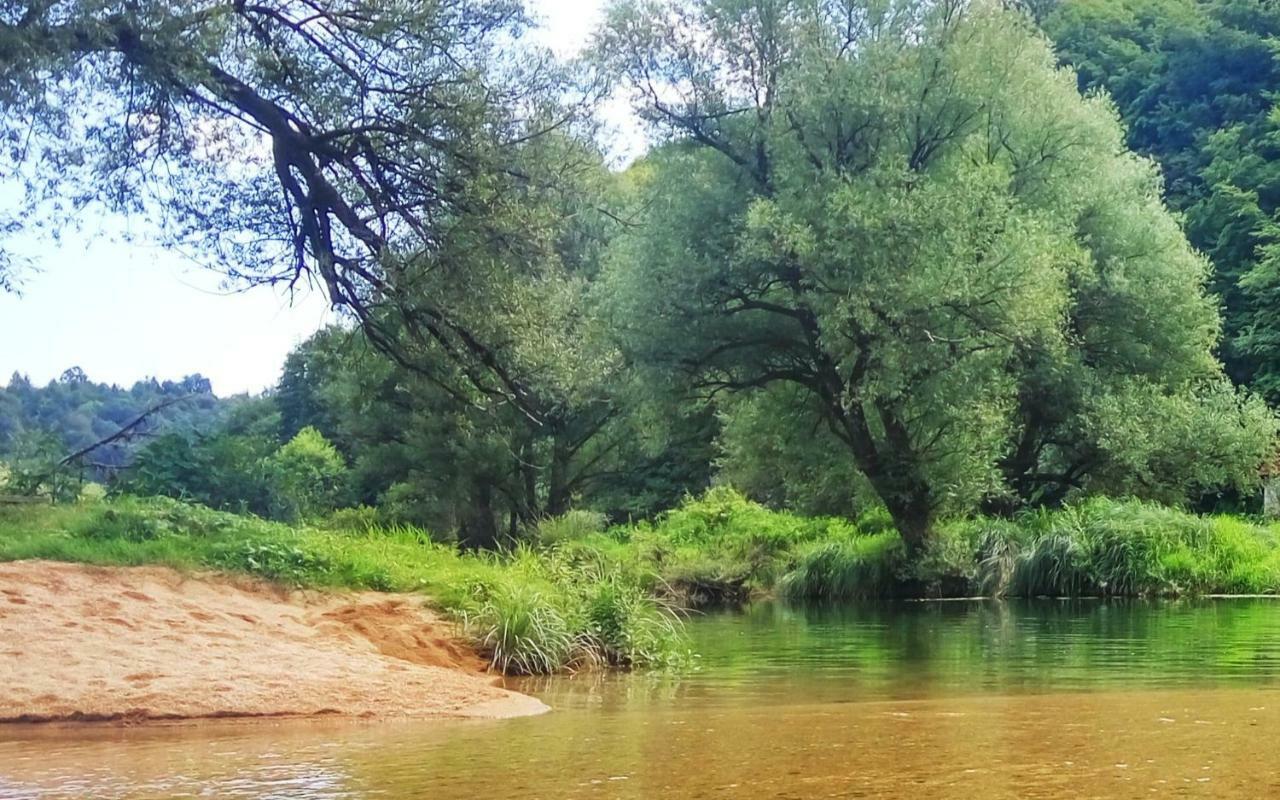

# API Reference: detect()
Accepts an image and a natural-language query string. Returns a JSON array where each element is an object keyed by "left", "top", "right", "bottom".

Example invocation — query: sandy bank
[{"left": 0, "top": 560, "right": 547, "bottom": 724}]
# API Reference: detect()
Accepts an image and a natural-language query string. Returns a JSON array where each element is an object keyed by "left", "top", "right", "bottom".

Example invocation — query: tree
[
  {"left": 0, "top": 430, "right": 82, "bottom": 502},
  {"left": 3, "top": 1, "right": 722, "bottom": 539},
  {"left": 601, "top": 0, "right": 1273, "bottom": 549},
  {"left": 716, "top": 386, "right": 870, "bottom": 517},
  {"left": 1, "top": 0, "right": 609, "bottom": 426},
  {"left": 279, "top": 323, "right": 716, "bottom": 545},
  {"left": 0, "top": 367, "right": 231, "bottom": 481},
  {"left": 266, "top": 426, "right": 348, "bottom": 521},
  {"left": 277, "top": 349, "right": 334, "bottom": 444}
]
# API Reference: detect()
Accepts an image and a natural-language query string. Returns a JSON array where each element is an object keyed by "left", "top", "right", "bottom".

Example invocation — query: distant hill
[{"left": 0, "top": 368, "right": 242, "bottom": 481}]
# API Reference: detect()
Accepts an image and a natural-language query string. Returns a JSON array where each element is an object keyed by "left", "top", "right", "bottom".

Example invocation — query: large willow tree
[{"left": 601, "top": 0, "right": 1275, "bottom": 549}]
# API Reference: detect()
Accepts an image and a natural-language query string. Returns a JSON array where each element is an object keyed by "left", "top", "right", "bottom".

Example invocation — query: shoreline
[{"left": 0, "top": 561, "right": 548, "bottom": 727}]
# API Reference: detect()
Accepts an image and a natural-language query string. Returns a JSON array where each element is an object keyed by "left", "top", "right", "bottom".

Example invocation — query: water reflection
[
  {"left": 5, "top": 599, "right": 1280, "bottom": 799},
  {"left": 516, "top": 599, "right": 1280, "bottom": 712}
]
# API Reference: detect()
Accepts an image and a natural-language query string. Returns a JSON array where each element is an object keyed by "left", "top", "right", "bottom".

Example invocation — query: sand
[{"left": 0, "top": 560, "right": 548, "bottom": 724}]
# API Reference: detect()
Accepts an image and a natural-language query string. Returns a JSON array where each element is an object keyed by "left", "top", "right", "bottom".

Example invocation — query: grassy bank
[
  {"left": 0, "top": 497, "right": 688, "bottom": 675},
  {"left": 5, "top": 490, "right": 1280, "bottom": 675},
  {"left": 542, "top": 489, "right": 1280, "bottom": 603}
]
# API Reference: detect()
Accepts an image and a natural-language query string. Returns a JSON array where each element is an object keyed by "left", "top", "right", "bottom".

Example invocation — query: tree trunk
[
  {"left": 880, "top": 492, "right": 934, "bottom": 555},
  {"left": 459, "top": 478, "right": 499, "bottom": 550},
  {"left": 831, "top": 400, "right": 936, "bottom": 553},
  {"left": 546, "top": 436, "right": 571, "bottom": 517}
]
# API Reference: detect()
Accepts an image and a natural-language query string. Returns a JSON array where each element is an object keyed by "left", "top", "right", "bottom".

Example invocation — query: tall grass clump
[
  {"left": 1072, "top": 499, "right": 1213, "bottom": 595},
  {"left": 464, "top": 581, "right": 579, "bottom": 675},
  {"left": 534, "top": 510, "right": 608, "bottom": 545},
  {"left": 975, "top": 500, "right": 1280, "bottom": 598},
  {"left": 1206, "top": 516, "right": 1280, "bottom": 593},
  {"left": 778, "top": 532, "right": 903, "bottom": 601},
  {"left": 459, "top": 547, "right": 687, "bottom": 673},
  {"left": 580, "top": 576, "right": 686, "bottom": 669}
]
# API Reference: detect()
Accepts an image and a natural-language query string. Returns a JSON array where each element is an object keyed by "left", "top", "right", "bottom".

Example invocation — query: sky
[{"left": 0, "top": 0, "right": 617, "bottom": 397}]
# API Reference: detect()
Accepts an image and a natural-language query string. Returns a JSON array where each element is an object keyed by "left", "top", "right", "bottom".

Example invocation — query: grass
[{"left": 778, "top": 534, "right": 904, "bottom": 601}]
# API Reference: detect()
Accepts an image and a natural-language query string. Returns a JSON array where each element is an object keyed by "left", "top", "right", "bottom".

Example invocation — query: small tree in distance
[{"left": 267, "top": 427, "right": 349, "bottom": 522}]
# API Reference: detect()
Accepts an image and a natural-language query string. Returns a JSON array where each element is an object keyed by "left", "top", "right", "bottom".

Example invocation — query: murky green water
[{"left": 6, "top": 599, "right": 1280, "bottom": 799}]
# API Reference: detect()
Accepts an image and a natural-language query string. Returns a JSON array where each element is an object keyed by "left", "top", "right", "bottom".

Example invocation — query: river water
[{"left": 5, "top": 599, "right": 1280, "bottom": 798}]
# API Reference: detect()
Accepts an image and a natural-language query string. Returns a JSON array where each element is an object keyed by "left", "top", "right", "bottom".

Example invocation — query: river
[{"left": 4, "top": 599, "right": 1280, "bottom": 798}]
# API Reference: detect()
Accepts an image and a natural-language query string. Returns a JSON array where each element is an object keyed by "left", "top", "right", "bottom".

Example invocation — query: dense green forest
[
  {"left": 0, "top": 370, "right": 231, "bottom": 485},
  {"left": 6, "top": 0, "right": 1280, "bottom": 580}
]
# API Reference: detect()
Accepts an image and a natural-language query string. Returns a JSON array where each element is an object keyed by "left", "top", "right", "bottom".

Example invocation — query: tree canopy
[
  {"left": 0, "top": 369, "right": 226, "bottom": 482},
  {"left": 1041, "top": 0, "right": 1280, "bottom": 397},
  {"left": 599, "top": 0, "right": 1274, "bottom": 547}
]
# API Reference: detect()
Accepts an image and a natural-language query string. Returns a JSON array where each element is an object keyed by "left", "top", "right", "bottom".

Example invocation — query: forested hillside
[
  {"left": 1040, "top": 0, "right": 1280, "bottom": 399},
  {"left": 0, "top": 370, "right": 231, "bottom": 482}
]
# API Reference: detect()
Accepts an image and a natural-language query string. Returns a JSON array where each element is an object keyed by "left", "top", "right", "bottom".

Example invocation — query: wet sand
[{"left": 0, "top": 561, "right": 547, "bottom": 724}]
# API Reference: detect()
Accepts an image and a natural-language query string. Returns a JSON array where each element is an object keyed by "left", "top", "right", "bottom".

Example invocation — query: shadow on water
[{"left": 6, "top": 598, "right": 1280, "bottom": 799}]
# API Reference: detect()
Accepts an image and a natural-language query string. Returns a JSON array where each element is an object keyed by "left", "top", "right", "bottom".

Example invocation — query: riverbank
[
  {"left": 590, "top": 490, "right": 1280, "bottom": 604},
  {"left": 0, "top": 560, "right": 547, "bottom": 724},
  {"left": 0, "top": 498, "right": 689, "bottom": 674},
  {"left": 6, "top": 489, "right": 1280, "bottom": 685}
]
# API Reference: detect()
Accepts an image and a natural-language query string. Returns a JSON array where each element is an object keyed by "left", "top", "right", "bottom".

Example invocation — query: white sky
[{"left": 0, "top": 0, "right": 623, "bottom": 397}]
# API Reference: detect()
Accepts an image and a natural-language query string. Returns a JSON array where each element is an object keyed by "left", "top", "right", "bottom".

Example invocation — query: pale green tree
[
  {"left": 600, "top": 0, "right": 1274, "bottom": 548},
  {"left": 267, "top": 426, "right": 348, "bottom": 521}
]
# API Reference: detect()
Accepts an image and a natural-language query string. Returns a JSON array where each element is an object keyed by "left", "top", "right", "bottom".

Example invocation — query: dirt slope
[{"left": 0, "top": 560, "right": 547, "bottom": 724}]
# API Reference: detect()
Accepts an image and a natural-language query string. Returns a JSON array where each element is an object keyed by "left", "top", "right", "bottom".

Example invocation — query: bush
[
  {"left": 464, "top": 582, "right": 579, "bottom": 675},
  {"left": 211, "top": 540, "right": 335, "bottom": 585}
]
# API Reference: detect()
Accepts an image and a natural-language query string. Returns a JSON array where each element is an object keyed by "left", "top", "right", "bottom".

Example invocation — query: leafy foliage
[
  {"left": 600, "top": 0, "right": 1274, "bottom": 547},
  {"left": 1043, "top": 0, "right": 1280, "bottom": 396},
  {"left": 0, "top": 370, "right": 228, "bottom": 483},
  {"left": 265, "top": 427, "right": 349, "bottom": 521},
  {"left": 5, "top": 0, "right": 1280, "bottom": 597}
]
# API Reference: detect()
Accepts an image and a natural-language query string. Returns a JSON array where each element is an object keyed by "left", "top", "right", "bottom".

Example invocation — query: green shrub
[
  {"left": 321, "top": 505, "right": 384, "bottom": 533},
  {"left": 71, "top": 495, "right": 257, "bottom": 542},
  {"left": 211, "top": 540, "right": 335, "bottom": 585},
  {"left": 653, "top": 487, "right": 810, "bottom": 546},
  {"left": 266, "top": 427, "right": 349, "bottom": 521}
]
